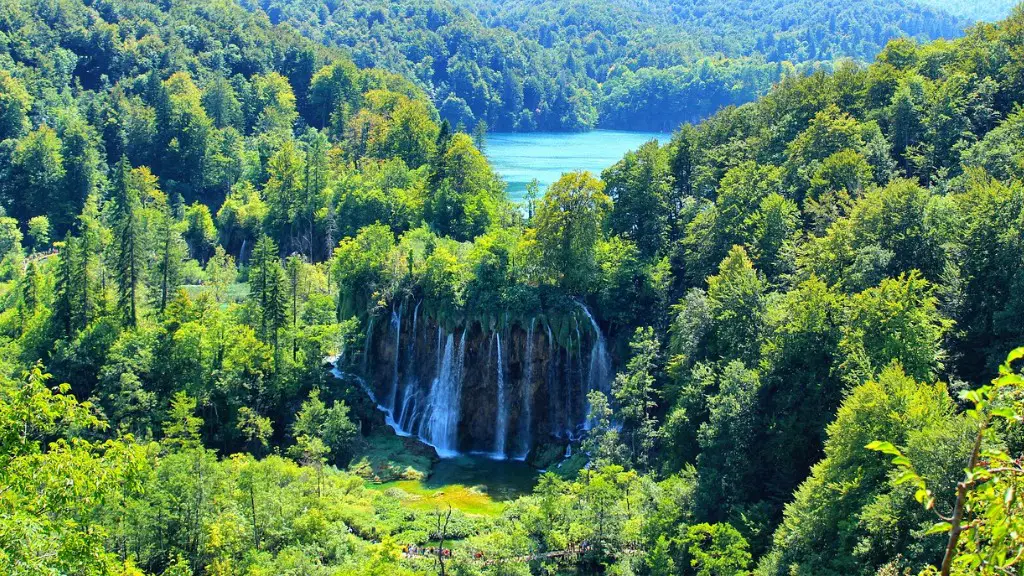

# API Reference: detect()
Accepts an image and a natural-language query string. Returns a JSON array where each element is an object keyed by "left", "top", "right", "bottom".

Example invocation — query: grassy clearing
[{"left": 366, "top": 479, "right": 506, "bottom": 516}]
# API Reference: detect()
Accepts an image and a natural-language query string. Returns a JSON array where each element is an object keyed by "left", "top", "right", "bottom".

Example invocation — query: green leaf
[
  {"left": 866, "top": 441, "right": 903, "bottom": 457},
  {"left": 991, "top": 407, "right": 1017, "bottom": 420},
  {"left": 891, "top": 456, "right": 913, "bottom": 468},
  {"left": 924, "top": 522, "right": 952, "bottom": 536},
  {"left": 894, "top": 470, "right": 921, "bottom": 486},
  {"left": 1007, "top": 347, "right": 1024, "bottom": 365},
  {"left": 962, "top": 390, "right": 983, "bottom": 405}
]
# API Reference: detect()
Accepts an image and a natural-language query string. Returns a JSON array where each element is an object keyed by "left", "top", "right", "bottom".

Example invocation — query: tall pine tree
[{"left": 112, "top": 156, "right": 143, "bottom": 328}]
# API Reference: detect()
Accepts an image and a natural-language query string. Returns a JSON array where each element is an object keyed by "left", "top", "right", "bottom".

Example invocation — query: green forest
[
  {"left": 1, "top": 0, "right": 1023, "bottom": 575},
  {"left": 240, "top": 0, "right": 1017, "bottom": 131}
]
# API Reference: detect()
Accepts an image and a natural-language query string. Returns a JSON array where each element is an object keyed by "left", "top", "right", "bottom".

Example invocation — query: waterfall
[
  {"left": 566, "top": 330, "right": 575, "bottom": 435},
  {"left": 332, "top": 360, "right": 406, "bottom": 437},
  {"left": 546, "top": 322, "right": 560, "bottom": 438},
  {"left": 577, "top": 302, "right": 611, "bottom": 431},
  {"left": 362, "top": 316, "right": 376, "bottom": 376},
  {"left": 493, "top": 332, "right": 509, "bottom": 459},
  {"left": 515, "top": 319, "right": 536, "bottom": 460},
  {"left": 435, "top": 326, "right": 443, "bottom": 373},
  {"left": 396, "top": 301, "right": 422, "bottom": 432},
  {"left": 239, "top": 238, "right": 247, "bottom": 263},
  {"left": 578, "top": 303, "right": 612, "bottom": 396},
  {"left": 421, "top": 330, "right": 466, "bottom": 457},
  {"left": 388, "top": 304, "right": 403, "bottom": 415}
]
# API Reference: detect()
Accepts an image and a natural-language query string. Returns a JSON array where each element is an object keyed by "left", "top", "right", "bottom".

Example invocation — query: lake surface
[{"left": 485, "top": 130, "right": 673, "bottom": 202}]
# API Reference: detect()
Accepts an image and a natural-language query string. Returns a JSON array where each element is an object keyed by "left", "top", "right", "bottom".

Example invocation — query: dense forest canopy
[
  {"left": 913, "top": 0, "right": 1020, "bottom": 21},
  {"left": 0, "top": 0, "right": 1023, "bottom": 574},
  {"left": 237, "top": 0, "right": 1014, "bottom": 131}
]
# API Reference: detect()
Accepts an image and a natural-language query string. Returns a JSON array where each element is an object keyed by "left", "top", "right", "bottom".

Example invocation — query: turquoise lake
[{"left": 485, "top": 130, "right": 672, "bottom": 202}]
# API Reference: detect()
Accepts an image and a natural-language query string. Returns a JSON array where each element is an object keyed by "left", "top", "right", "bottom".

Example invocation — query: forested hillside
[
  {"left": 913, "top": 0, "right": 1019, "bottom": 21},
  {"left": 1, "top": 0, "right": 1024, "bottom": 574},
  {"left": 244, "top": 0, "right": 981, "bottom": 131}
]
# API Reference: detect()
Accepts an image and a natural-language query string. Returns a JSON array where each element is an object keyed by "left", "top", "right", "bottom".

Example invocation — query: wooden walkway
[{"left": 399, "top": 546, "right": 638, "bottom": 566}]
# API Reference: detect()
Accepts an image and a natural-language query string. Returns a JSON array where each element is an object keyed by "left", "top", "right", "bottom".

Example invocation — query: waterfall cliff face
[{"left": 353, "top": 302, "right": 613, "bottom": 459}]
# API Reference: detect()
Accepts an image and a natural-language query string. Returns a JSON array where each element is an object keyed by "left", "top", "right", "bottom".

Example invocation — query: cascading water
[
  {"left": 566, "top": 329, "right": 575, "bottom": 435},
  {"left": 362, "top": 316, "right": 376, "bottom": 377},
  {"left": 397, "top": 302, "right": 422, "bottom": 432},
  {"left": 388, "top": 304, "right": 403, "bottom": 416},
  {"left": 577, "top": 302, "right": 612, "bottom": 431},
  {"left": 579, "top": 303, "right": 612, "bottom": 396},
  {"left": 545, "top": 323, "right": 561, "bottom": 438},
  {"left": 420, "top": 330, "right": 466, "bottom": 457},
  {"left": 346, "top": 302, "right": 613, "bottom": 458},
  {"left": 493, "top": 332, "right": 509, "bottom": 458},
  {"left": 515, "top": 319, "right": 536, "bottom": 460}
]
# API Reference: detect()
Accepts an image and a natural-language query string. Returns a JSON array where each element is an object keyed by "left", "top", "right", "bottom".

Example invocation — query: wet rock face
[{"left": 359, "top": 308, "right": 610, "bottom": 458}]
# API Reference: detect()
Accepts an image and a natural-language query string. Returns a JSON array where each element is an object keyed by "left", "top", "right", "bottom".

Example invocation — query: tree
[
  {"left": 683, "top": 523, "right": 752, "bottom": 576},
  {"left": 604, "top": 140, "right": 673, "bottom": 259},
  {"left": 868, "top": 348, "right": 1024, "bottom": 576},
  {"left": 582, "top": 390, "right": 624, "bottom": 468},
  {"left": 0, "top": 213, "right": 21, "bottom": 258},
  {"left": 759, "top": 365, "right": 969, "bottom": 575},
  {"left": 683, "top": 162, "right": 783, "bottom": 284},
  {"left": 183, "top": 203, "right": 217, "bottom": 263},
  {"left": 308, "top": 60, "right": 359, "bottom": 130},
  {"left": 18, "top": 261, "right": 40, "bottom": 332},
  {"left": 285, "top": 254, "right": 305, "bottom": 359},
  {"left": 250, "top": 72, "right": 298, "bottom": 137},
  {"left": 300, "top": 130, "right": 329, "bottom": 261},
  {"left": 153, "top": 205, "right": 186, "bottom": 314},
  {"left": 840, "top": 271, "right": 950, "bottom": 385},
  {"left": 52, "top": 233, "right": 78, "bottom": 338},
  {"left": 249, "top": 236, "right": 287, "bottom": 351},
  {"left": 613, "top": 326, "right": 661, "bottom": 471},
  {"left": 5, "top": 126, "right": 64, "bottom": 224},
  {"left": 112, "top": 157, "right": 144, "bottom": 328},
  {"left": 56, "top": 113, "right": 101, "bottom": 233},
  {"left": 424, "top": 133, "right": 502, "bottom": 241},
  {"left": 202, "top": 75, "right": 243, "bottom": 130},
  {"left": 75, "top": 194, "right": 103, "bottom": 330},
  {"left": 154, "top": 72, "right": 212, "bottom": 199},
  {"left": 378, "top": 97, "right": 438, "bottom": 168},
  {"left": 206, "top": 246, "right": 237, "bottom": 302},
  {"left": 291, "top": 389, "right": 358, "bottom": 466},
  {"left": 534, "top": 170, "right": 611, "bottom": 294},
  {"left": 263, "top": 140, "right": 303, "bottom": 252},
  {"left": 472, "top": 119, "right": 488, "bottom": 152},
  {"left": 646, "top": 534, "right": 676, "bottom": 576},
  {"left": 706, "top": 245, "right": 766, "bottom": 365},
  {"left": 164, "top": 392, "right": 203, "bottom": 451},
  {"left": 670, "top": 122, "right": 702, "bottom": 200},
  {"left": 236, "top": 407, "right": 272, "bottom": 456},
  {"left": 26, "top": 216, "right": 49, "bottom": 252},
  {"left": 695, "top": 361, "right": 762, "bottom": 520},
  {"left": 0, "top": 69, "right": 30, "bottom": 141}
]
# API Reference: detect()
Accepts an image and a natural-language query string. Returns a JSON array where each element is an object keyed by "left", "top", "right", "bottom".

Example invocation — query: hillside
[
  {"left": 912, "top": 0, "right": 1020, "bottom": 21},
  {"left": 247, "top": 0, "right": 976, "bottom": 130},
  {"left": 1, "top": 0, "right": 1024, "bottom": 574}
]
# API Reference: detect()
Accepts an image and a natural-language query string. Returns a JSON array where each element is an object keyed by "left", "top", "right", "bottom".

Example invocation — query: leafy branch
[{"left": 868, "top": 347, "right": 1024, "bottom": 576}]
